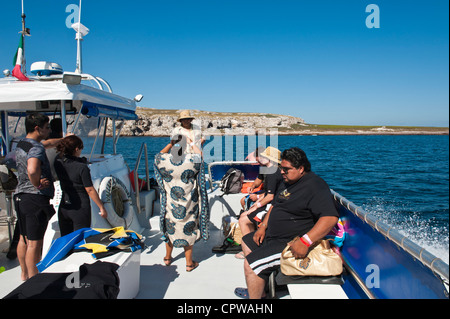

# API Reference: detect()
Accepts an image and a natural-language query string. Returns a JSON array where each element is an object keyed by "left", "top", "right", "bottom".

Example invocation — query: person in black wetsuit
[{"left": 54, "top": 135, "right": 108, "bottom": 236}]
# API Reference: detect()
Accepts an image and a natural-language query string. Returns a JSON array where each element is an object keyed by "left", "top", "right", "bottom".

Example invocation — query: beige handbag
[{"left": 280, "top": 239, "right": 343, "bottom": 276}]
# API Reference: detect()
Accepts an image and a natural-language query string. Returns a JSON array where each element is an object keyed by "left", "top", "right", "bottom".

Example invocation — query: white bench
[
  {"left": 287, "top": 284, "right": 348, "bottom": 299},
  {"left": 269, "top": 271, "right": 348, "bottom": 299}
]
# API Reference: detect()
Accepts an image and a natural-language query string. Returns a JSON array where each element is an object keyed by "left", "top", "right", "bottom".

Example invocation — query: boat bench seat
[
  {"left": 268, "top": 270, "right": 348, "bottom": 299},
  {"left": 208, "top": 192, "right": 244, "bottom": 228},
  {"left": 275, "top": 271, "right": 344, "bottom": 285}
]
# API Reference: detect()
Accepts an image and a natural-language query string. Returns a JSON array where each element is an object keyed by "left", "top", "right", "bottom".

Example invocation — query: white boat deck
[
  {"left": 1, "top": 187, "right": 348, "bottom": 299},
  {"left": 0, "top": 237, "right": 23, "bottom": 298},
  {"left": 136, "top": 188, "right": 249, "bottom": 299},
  {"left": 137, "top": 224, "right": 246, "bottom": 299}
]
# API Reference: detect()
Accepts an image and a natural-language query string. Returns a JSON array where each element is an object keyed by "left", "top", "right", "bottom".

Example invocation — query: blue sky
[{"left": 1, "top": 0, "right": 448, "bottom": 126}]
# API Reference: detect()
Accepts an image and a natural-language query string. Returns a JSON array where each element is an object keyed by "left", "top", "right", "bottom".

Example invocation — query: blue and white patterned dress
[{"left": 154, "top": 153, "right": 209, "bottom": 248}]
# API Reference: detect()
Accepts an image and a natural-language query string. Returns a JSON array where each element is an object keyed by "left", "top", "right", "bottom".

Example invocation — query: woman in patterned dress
[{"left": 154, "top": 135, "right": 209, "bottom": 272}]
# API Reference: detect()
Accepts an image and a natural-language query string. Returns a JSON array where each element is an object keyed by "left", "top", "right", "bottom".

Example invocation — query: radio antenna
[{"left": 73, "top": 0, "right": 89, "bottom": 74}]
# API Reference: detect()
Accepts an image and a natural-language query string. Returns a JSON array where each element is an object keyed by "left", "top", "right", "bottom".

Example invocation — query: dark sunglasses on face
[{"left": 279, "top": 165, "right": 294, "bottom": 173}]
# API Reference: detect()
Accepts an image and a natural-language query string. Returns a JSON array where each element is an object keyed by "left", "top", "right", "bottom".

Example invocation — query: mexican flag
[{"left": 12, "top": 35, "right": 30, "bottom": 81}]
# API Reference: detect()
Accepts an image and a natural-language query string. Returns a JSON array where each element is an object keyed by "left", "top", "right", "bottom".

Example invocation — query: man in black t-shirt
[{"left": 235, "top": 147, "right": 339, "bottom": 299}]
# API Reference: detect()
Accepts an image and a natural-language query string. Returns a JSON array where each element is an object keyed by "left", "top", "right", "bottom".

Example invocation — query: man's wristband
[
  {"left": 302, "top": 234, "right": 313, "bottom": 245},
  {"left": 256, "top": 202, "right": 262, "bottom": 208}
]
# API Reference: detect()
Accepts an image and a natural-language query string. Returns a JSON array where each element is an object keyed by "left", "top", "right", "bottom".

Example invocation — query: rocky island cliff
[{"left": 119, "top": 108, "right": 305, "bottom": 136}]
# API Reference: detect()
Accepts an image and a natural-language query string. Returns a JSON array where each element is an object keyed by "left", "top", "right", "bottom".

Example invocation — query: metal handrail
[
  {"left": 207, "top": 160, "right": 259, "bottom": 189},
  {"left": 0, "top": 191, "right": 16, "bottom": 245},
  {"left": 331, "top": 189, "right": 449, "bottom": 284},
  {"left": 133, "top": 142, "right": 150, "bottom": 214},
  {"left": 341, "top": 256, "right": 377, "bottom": 299}
]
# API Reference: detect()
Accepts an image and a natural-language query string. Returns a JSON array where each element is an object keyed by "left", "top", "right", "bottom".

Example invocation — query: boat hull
[{"left": 334, "top": 191, "right": 448, "bottom": 299}]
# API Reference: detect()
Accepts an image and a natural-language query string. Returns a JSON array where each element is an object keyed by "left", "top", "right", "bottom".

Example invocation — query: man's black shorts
[
  {"left": 14, "top": 193, "right": 55, "bottom": 241},
  {"left": 242, "top": 231, "right": 289, "bottom": 281}
]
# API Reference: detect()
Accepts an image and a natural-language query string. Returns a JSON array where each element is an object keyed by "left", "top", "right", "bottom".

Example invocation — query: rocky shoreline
[{"left": 114, "top": 108, "right": 449, "bottom": 137}]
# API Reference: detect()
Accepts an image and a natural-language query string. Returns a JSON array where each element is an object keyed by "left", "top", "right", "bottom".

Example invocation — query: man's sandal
[
  {"left": 234, "top": 287, "right": 249, "bottom": 299},
  {"left": 234, "top": 287, "right": 267, "bottom": 299}
]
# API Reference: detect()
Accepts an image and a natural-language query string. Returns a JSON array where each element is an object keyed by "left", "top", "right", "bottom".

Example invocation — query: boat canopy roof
[{"left": 0, "top": 78, "right": 137, "bottom": 120}]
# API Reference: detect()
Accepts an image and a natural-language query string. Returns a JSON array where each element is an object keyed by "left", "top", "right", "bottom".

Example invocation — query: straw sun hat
[
  {"left": 260, "top": 146, "right": 281, "bottom": 164},
  {"left": 178, "top": 110, "right": 195, "bottom": 122}
]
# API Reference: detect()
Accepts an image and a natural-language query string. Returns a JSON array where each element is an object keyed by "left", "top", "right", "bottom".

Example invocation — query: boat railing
[
  {"left": 133, "top": 142, "right": 150, "bottom": 214},
  {"left": 207, "top": 160, "right": 260, "bottom": 190},
  {"left": 331, "top": 189, "right": 449, "bottom": 285}
]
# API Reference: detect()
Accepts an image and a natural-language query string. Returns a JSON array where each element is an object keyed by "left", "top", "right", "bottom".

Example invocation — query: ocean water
[{"left": 90, "top": 134, "right": 449, "bottom": 263}]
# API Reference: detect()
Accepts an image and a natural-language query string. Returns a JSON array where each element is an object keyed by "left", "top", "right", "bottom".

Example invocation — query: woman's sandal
[
  {"left": 163, "top": 257, "right": 173, "bottom": 266},
  {"left": 186, "top": 261, "right": 199, "bottom": 272}
]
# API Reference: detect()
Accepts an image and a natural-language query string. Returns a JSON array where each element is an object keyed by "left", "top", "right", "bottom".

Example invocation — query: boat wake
[{"left": 362, "top": 198, "right": 449, "bottom": 265}]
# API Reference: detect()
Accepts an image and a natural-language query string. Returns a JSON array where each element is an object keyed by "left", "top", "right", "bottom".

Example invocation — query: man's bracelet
[{"left": 299, "top": 237, "right": 311, "bottom": 247}]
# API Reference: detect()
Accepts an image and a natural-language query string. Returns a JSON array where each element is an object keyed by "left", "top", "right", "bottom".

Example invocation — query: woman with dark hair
[{"left": 54, "top": 135, "right": 108, "bottom": 236}]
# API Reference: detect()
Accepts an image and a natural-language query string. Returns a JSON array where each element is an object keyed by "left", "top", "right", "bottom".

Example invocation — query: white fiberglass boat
[{"left": 0, "top": 4, "right": 448, "bottom": 301}]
